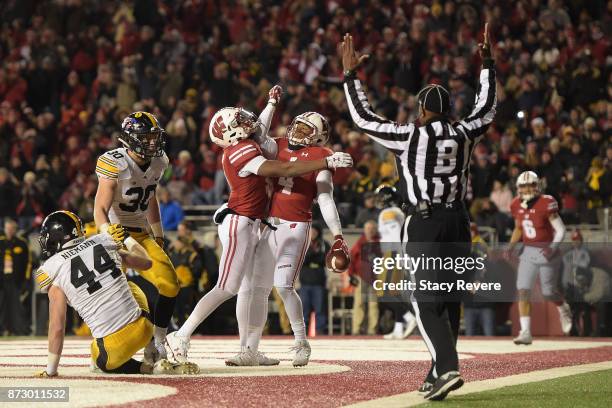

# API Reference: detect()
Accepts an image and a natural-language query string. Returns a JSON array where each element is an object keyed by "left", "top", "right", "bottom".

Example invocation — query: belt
[
  {"left": 214, "top": 207, "right": 277, "bottom": 230},
  {"left": 141, "top": 309, "right": 150, "bottom": 320},
  {"left": 402, "top": 200, "right": 464, "bottom": 216},
  {"left": 124, "top": 226, "right": 144, "bottom": 233}
]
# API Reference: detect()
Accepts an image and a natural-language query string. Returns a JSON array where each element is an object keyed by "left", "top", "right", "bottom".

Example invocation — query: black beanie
[{"left": 417, "top": 84, "right": 450, "bottom": 115}]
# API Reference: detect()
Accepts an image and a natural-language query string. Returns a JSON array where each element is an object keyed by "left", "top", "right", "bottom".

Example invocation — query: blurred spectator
[
  {"left": 462, "top": 224, "right": 495, "bottom": 336},
  {"left": 354, "top": 192, "right": 380, "bottom": 228},
  {"left": 0, "top": 219, "right": 31, "bottom": 335},
  {"left": 158, "top": 186, "right": 184, "bottom": 231},
  {"left": 170, "top": 236, "right": 202, "bottom": 326},
  {"left": 489, "top": 180, "right": 513, "bottom": 215},
  {"left": 0, "top": 168, "right": 18, "bottom": 223},
  {"left": 16, "top": 171, "right": 45, "bottom": 231},
  {"left": 298, "top": 223, "right": 330, "bottom": 335},
  {"left": 348, "top": 220, "right": 380, "bottom": 335}
]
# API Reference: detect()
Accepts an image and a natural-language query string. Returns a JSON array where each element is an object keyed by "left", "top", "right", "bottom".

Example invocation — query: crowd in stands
[{"left": 0, "top": 0, "right": 610, "bottom": 335}]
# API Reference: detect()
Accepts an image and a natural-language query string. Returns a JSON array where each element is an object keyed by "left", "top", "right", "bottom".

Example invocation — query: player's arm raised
[
  {"left": 37, "top": 285, "right": 67, "bottom": 377},
  {"left": 254, "top": 152, "right": 353, "bottom": 177},
  {"left": 253, "top": 85, "right": 282, "bottom": 159}
]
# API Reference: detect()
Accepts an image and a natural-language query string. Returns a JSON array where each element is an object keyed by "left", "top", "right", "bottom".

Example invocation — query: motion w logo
[{"left": 212, "top": 116, "right": 227, "bottom": 139}]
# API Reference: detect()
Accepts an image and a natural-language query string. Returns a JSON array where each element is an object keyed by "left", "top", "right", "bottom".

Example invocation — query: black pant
[
  {"left": 0, "top": 279, "right": 29, "bottom": 335},
  {"left": 404, "top": 204, "right": 470, "bottom": 381}
]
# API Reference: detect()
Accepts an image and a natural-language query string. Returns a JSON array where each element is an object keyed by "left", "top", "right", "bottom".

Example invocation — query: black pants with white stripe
[{"left": 404, "top": 204, "right": 470, "bottom": 381}]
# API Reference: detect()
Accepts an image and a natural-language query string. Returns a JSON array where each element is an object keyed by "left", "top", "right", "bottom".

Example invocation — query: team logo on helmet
[{"left": 287, "top": 112, "right": 329, "bottom": 147}]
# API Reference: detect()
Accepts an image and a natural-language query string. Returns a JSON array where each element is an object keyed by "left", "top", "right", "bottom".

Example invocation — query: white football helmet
[
  {"left": 516, "top": 170, "right": 540, "bottom": 201},
  {"left": 287, "top": 112, "right": 329, "bottom": 146},
  {"left": 209, "top": 107, "right": 260, "bottom": 148}
]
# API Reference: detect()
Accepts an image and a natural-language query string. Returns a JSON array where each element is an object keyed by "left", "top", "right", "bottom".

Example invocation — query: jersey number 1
[{"left": 71, "top": 244, "right": 122, "bottom": 294}]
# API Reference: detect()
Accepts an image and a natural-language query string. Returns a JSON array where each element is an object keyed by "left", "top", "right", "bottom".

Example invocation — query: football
[{"left": 326, "top": 236, "right": 350, "bottom": 273}]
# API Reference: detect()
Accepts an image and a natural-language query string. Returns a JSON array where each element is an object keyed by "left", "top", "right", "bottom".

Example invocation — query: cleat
[
  {"left": 402, "top": 318, "right": 418, "bottom": 338},
  {"left": 257, "top": 351, "right": 280, "bottom": 366},
  {"left": 291, "top": 340, "right": 311, "bottom": 367},
  {"left": 513, "top": 330, "right": 533, "bottom": 345},
  {"left": 418, "top": 382, "right": 434, "bottom": 394},
  {"left": 165, "top": 332, "right": 190, "bottom": 364},
  {"left": 558, "top": 303, "right": 573, "bottom": 335},
  {"left": 225, "top": 348, "right": 259, "bottom": 366},
  {"left": 153, "top": 358, "right": 200, "bottom": 375},
  {"left": 425, "top": 371, "right": 464, "bottom": 401},
  {"left": 383, "top": 330, "right": 405, "bottom": 340}
]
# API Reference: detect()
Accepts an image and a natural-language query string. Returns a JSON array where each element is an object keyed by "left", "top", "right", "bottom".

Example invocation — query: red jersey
[
  {"left": 269, "top": 138, "right": 332, "bottom": 222},
  {"left": 510, "top": 195, "right": 559, "bottom": 244},
  {"left": 222, "top": 139, "right": 268, "bottom": 219}
]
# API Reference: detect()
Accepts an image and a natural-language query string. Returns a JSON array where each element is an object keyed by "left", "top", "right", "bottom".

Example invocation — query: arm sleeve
[
  {"left": 456, "top": 63, "right": 497, "bottom": 141},
  {"left": 343, "top": 77, "right": 415, "bottom": 154},
  {"left": 253, "top": 102, "right": 278, "bottom": 159},
  {"left": 239, "top": 155, "right": 267, "bottom": 177},
  {"left": 316, "top": 170, "right": 342, "bottom": 236},
  {"left": 549, "top": 215, "right": 566, "bottom": 249}
]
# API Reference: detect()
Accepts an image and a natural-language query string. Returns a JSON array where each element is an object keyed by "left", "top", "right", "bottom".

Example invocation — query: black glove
[{"left": 349, "top": 275, "right": 359, "bottom": 287}]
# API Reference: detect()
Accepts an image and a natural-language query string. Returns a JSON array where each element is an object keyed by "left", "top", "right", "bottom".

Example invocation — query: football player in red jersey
[
  {"left": 166, "top": 100, "right": 353, "bottom": 363},
  {"left": 226, "top": 86, "right": 350, "bottom": 367},
  {"left": 509, "top": 171, "right": 571, "bottom": 345}
]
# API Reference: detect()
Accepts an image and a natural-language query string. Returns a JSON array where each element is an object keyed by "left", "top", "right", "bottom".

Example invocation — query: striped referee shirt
[{"left": 343, "top": 62, "right": 496, "bottom": 206}]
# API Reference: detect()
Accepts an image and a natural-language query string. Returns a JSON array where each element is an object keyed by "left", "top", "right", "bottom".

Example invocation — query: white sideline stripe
[
  {"left": 228, "top": 144, "right": 254, "bottom": 160},
  {"left": 229, "top": 147, "right": 257, "bottom": 164},
  {"left": 344, "top": 360, "right": 612, "bottom": 408}
]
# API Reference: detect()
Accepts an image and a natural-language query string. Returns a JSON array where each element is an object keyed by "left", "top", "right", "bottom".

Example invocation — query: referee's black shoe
[{"left": 424, "top": 371, "right": 464, "bottom": 401}]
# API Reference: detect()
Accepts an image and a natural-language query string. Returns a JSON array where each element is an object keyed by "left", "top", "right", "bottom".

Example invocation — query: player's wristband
[
  {"left": 47, "top": 352, "right": 60, "bottom": 375},
  {"left": 150, "top": 222, "right": 163, "bottom": 239},
  {"left": 124, "top": 236, "right": 139, "bottom": 252},
  {"left": 99, "top": 223, "right": 109, "bottom": 234}
]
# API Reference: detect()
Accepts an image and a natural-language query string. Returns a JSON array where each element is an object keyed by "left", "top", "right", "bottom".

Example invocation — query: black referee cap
[{"left": 417, "top": 84, "right": 450, "bottom": 115}]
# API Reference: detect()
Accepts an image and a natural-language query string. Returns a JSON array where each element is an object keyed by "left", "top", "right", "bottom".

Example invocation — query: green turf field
[{"left": 421, "top": 368, "right": 612, "bottom": 407}]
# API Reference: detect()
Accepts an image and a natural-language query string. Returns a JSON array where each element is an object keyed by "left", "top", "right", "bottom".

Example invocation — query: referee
[{"left": 341, "top": 24, "right": 496, "bottom": 401}]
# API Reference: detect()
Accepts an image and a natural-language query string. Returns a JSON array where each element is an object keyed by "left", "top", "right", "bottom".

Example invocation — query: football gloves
[
  {"left": 107, "top": 223, "right": 128, "bottom": 246},
  {"left": 268, "top": 85, "right": 283, "bottom": 105},
  {"left": 325, "top": 152, "right": 353, "bottom": 169}
]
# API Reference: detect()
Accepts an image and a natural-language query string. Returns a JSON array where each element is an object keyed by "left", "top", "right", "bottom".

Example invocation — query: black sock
[
  {"left": 105, "top": 359, "right": 143, "bottom": 374},
  {"left": 153, "top": 294, "right": 177, "bottom": 328}
]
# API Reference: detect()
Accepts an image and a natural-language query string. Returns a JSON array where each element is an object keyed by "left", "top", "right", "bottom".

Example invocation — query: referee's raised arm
[
  {"left": 340, "top": 34, "right": 415, "bottom": 154},
  {"left": 455, "top": 23, "right": 497, "bottom": 141}
]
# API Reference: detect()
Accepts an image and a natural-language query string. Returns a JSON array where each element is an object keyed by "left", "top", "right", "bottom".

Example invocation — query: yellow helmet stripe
[
  {"left": 141, "top": 111, "right": 160, "bottom": 128},
  {"left": 62, "top": 210, "right": 83, "bottom": 236}
]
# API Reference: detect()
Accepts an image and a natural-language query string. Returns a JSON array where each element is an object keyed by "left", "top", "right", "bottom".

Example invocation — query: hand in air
[{"left": 326, "top": 152, "right": 354, "bottom": 169}]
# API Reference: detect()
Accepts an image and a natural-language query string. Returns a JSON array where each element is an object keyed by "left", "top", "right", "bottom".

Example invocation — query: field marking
[
  {"left": 0, "top": 361, "right": 350, "bottom": 379},
  {"left": 0, "top": 378, "right": 176, "bottom": 408},
  {"left": 345, "top": 360, "right": 612, "bottom": 407}
]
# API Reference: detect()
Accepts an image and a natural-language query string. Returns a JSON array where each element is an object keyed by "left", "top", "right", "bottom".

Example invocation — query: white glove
[
  {"left": 325, "top": 152, "right": 353, "bottom": 169},
  {"left": 268, "top": 85, "right": 283, "bottom": 105}
]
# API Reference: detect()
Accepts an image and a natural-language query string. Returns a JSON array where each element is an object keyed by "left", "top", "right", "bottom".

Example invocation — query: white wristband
[
  {"left": 99, "top": 223, "right": 109, "bottom": 234},
  {"left": 150, "top": 222, "right": 163, "bottom": 238},
  {"left": 124, "top": 236, "right": 139, "bottom": 252},
  {"left": 47, "top": 352, "right": 60, "bottom": 375}
]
